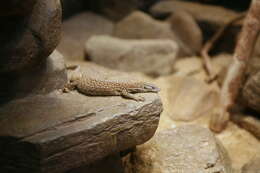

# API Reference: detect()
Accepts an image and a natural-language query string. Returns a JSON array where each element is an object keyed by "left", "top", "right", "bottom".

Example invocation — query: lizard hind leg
[{"left": 120, "top": 89, "right": 145, "bottom": 102}]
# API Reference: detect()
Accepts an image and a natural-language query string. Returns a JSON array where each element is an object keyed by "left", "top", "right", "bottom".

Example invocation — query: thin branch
[
  {"left": 201, "top": 12, "right": 246, "bottom": 83},
  {"left": 210, "top": 0, "right": 260, "bottom": 132}
]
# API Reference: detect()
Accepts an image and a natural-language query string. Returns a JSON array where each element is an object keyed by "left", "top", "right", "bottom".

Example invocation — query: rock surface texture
[
  {"left": 243, "top": 71, "right": 260, "bottom": 113},
  {"left": 114, "top": 11, "right": 198, "bottom": 56},
  {"left": 129, "top": 125, "right": 232, "bottom": 173},
  {"left": 0, "top": 0, "right": 62, "bottom": 74},
  {"left": 167, "top": 76, "right": 218, "bottom": 121},
  {"left": 0, "top": 62, "right": 162, "bottom": 173},
  {"left": 241, "top": 157, "right": 260, "bottom": 173},
  {"left": 85, "top": 35, "right": 179, "bottom": 77},
  {"left": 57, "top": 12, "right": 114, "bottom": 61}
]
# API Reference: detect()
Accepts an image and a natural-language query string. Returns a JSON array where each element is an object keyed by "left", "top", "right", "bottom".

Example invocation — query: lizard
[{"left": 63, "top": 65, "right": 160, "bottom": 101}]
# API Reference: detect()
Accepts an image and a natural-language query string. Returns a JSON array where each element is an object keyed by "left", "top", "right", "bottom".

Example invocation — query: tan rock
[
  {"left": 114, "top": 11, "right": 198, "bottom": 56},
  {"left": 131, "top": 125, "right": 232, "bottom": 173},
  {"left": 85, "top": 35, "right": 179, "bottom": 77},
  {"left": 167, "top": 76, "right": 218, "bottom": 121},
  {"left": 57, "top": 12, "right": 114, "bottom": 61},
  {"left": 173, "top": 57, "right": 203, "bottom": 76},
  {"left": 241, "top": 157, "right": 260, "bottom": 173},
  {"left": 167, "top": 11, "right": 203, "bottom": 54}
]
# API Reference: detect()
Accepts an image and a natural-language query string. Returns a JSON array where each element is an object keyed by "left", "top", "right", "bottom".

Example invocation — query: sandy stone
[
  {"left": 85, "top": 35, "right": 179, "bottom": 77},
  {"left": 241, "top": 157, "right": 260, "bottom": 173},
  {"left": 57, "top": 12, "right": 114, "bottom": 61},
  {"left": 167, "top": 76, "right": 218, "bottom": 121},
  {"left": 130, "top": 125, "right": 232, "bottom": 173},
  {"left": 114, "top": 11, "right": 198, "bottom": 56}
]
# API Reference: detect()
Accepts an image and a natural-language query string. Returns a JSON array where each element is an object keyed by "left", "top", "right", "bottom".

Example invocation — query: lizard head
[
  {"left": 69, "top": 69, "right": 82, "bottom": 82},
  {"left": 129, "top": 82, "right": 160, "bottom": 93}
]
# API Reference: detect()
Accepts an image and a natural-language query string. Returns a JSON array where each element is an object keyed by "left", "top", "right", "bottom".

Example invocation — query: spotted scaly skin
[{"left": 63, "top": 66, "right": 160, "bottom": 101}]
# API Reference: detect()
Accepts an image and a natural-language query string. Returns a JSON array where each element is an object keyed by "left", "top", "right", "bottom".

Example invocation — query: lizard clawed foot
[{"left": 121, "top": 90, "right": 145, "bottom": 102}]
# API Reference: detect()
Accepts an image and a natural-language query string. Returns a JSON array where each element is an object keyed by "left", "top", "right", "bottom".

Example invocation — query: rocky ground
[{"left": 57, "top": 0, "right": 260, "bottom": 172}]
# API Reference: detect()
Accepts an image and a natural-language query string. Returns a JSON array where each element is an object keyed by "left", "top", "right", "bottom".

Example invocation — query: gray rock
[
  {"left": 130, "top": 125, "right": 232, "bottom": 173},
  {"left": 0, "top": 62, "right": 163, "bottom": 173},
  {"left": 0, "top": 50, "right": 67, "bottom": 100},
  {"left": 57, "top": 12, "right": 114, "bottom": 61},
  {"left": 0, "top": 0, "right": 62, "bottom": 74},
  {"left": 85, "top": 35, "right": 179, "bottom": 77},
  {"left": 242, "top": 157, "right": 260, "bottom": 173},
  {"left": 114, "top": 11, "right": 197, "bottom": 56}
]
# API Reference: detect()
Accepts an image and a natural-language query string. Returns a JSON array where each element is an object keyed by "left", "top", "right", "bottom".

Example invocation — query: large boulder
[
  {"left": 128, "top": 125, "right": 232, "bottom": 173},
  {"left": 85, "top": 35, "right": 179, "bottom": 77},
  {"left": 0, "top": 0, "right": 62, "bottom": 74}
]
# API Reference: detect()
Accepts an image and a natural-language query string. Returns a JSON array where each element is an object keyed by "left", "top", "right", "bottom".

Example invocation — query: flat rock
[
  {"left": 0, "top": 0, "right": 62, "bottom": 74},
  {"left": 85, "top": 35, "right": 179, "bottom": 77},
  {"left": 129, "top": 125, "right": 232, "bottom": 173},
  {"left": 241, "top": 157, "right": 260, "bottom": 173},
  {"left": 167, "top": 76, "right": 218, "bottom": 121},
  {"left": 57, "top": 12, "right": 114, "bottom": 61},
  {"left": 0, "top": 62, "right": 162, "bottom": 173},
  {"left": 114, "top": 11, "right": 197, "bottom": 56}
]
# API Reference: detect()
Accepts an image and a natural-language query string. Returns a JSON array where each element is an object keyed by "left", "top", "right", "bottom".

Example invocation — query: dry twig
[
  {"left": 210, "top": 0, "right": 260, "bottom": 132},
  {"left": 201, "top": 12, "right": 246, "bottom": 83}
]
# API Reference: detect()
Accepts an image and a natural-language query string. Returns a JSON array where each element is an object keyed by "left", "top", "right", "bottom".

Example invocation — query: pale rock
[
  {"left": 57, "top": 12, "right": 114, "bottom": 61},
  {"left": 173, "top": 57, "right": 203, "bottom": 76},
  {"left": 114, "top": 11, "right": 198, "bottom": 56},
  {"left": 130, "top": 125, "right": 232, "bottom": 173},
  {"left": 241, "top": 157, "right": 260, "bottom": 173},
  {"left": 85, "top": 35, "right": 179, "bottom": 77},
  {"left": 167, "top": 76, "right": 218, "bottom": 121}
]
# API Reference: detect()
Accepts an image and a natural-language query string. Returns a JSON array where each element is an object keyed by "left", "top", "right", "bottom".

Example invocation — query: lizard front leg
[
  {"left": 121, "top": 89, "right": 145, "bottom": 102},
  {"left": 63, "top": 82, "right": 76, "bottom": 93}
]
